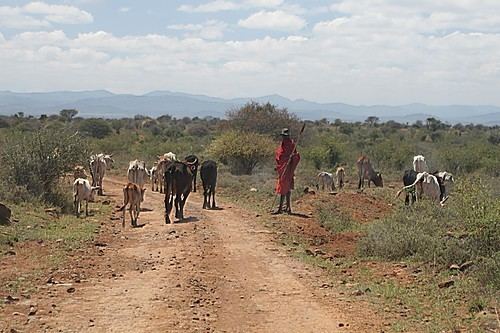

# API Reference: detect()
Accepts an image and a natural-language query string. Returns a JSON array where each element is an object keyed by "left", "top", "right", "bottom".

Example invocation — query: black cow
[
  {"left": 200, "top": 160, "right": 217, "bottom": 209},
  {"left": 164, "top": 161, "right": 194, "bottom": 224},
  {"left": 185, "top": 155, "right": 199, "bottom": 192},
  {"left": 402, "top": 169, "right": 418, "bottom": 205}
]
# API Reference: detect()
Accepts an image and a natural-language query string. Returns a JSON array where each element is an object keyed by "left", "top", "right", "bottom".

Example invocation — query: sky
[{"left": 0, "top": 0, "right": 499, "bottom": 105}]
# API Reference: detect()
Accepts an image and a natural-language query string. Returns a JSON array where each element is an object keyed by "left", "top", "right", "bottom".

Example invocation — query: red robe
[{"left": 275, "top": 138, "right": 300, "bottom": 195}]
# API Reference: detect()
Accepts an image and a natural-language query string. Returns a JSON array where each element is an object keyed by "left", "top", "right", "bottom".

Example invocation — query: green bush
[
  {"left": 318, "top": 205, "right": 358, "bottom": 233},
  {"left": 209, "top": 130, "right": 275, "bottom": 175},
  {"left": 358, "top": 179, "right": 500, "bottom": 288},
  {"left": 79, "top": 118, "right": 112, "bottom": 138},
  {"left": 0, "top": 129, "right": 89, "bottom": 207}
]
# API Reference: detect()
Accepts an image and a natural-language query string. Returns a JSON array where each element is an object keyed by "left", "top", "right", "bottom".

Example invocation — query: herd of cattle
[
  {"left": 72, "top": 152, "right": 218, "bottom": 226},
  {"left": 72, "top": 152, "right": 454, "bottom": 226},
  {"left": 316, "top": 154, "right": 454, "bottom": 206}
]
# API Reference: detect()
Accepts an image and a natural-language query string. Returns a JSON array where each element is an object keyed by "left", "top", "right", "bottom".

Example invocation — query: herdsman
[{"left": 273, "top": 128, "right": 301, "bottom": 214}]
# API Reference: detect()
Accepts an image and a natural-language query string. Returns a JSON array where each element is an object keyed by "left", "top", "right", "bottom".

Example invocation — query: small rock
[
  {"left": 102, "top": 200, "right": 111, "bottom": 205},
  {"left": 0, "top": 202, "right": 12, "bottom": 224},
  {"left": 5, "top": 295, "right": 19, "bottom": 304},
  {"left": 438, "top": 280, "right": 454, "bottom": 289},
  {"left": 67, "top": 287, "right": 76, "bottom": 293},
  {"left": 338, "top": 323, "right": 345, "bottom": 327},
  {"left": 249, "top": 188, "right": 258, "bottom": 192},
  {"left": 449, "top": 264, "right": 460, "bottom": 270},
  {"left": 352, "top": 289, "right": 364, "bottom": 296},
  {"left": 28, "top": 306, "right": 37, "bottom": 316}
]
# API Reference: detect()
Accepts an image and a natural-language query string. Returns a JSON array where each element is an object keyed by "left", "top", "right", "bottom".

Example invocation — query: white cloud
[
  {"left": 0, "top": 1, "right": 92, "bottom": 29},
  {"left": 168, "top": 20, "right": 228, "bottom": 40},
  {"left": 179, "top": 1, "right": 238, "bottom": 13},
  {"left": 119, "top": 7, "right": 130, "bottom": 13},
  {"left": 0, "top": 6, "right": 50, "bottom": 29},
  {"left": 239, "top": 10, "right": 306, "bottom": 31},
  {"left": 178, "top": 0, "right": 284, "bottom": 13},
  {"left": 24, "top": 2, "right": 93, "bottom": 24},
  {"left": 2, "top": 1, "right": 500, "bottom": 105}
]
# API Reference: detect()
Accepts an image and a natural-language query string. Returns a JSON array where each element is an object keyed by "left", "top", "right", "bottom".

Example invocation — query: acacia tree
[
  {"left": 209, "top": 130, "right": 274, "bottom": 175},
  {"left": 59, "top": 109, "right": 79, "bottom": 122},
  {"left": 225, "top": 102, "right": 301, "bottom": 138}
]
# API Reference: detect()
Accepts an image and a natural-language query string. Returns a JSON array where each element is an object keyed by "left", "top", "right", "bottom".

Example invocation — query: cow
[
  {"left": 402, "top": 169, "right": 418, "bottom": 205},
  {"left": 158, "top": 152, "right": 178, "bottom": 162},
  {"left": 164, "top": 161, "right": 195, "bottom": 224},
  {"left": 336, "top": 167, "right": 345, "bottom": 189},
  {"left": 127, "top": 160, "right": 149, "bottom": 190},
  {"left": 433, "top": 171, "right": 455, "bottom": 201},
  {"left": 118, "top": 183, "right": 145, "bottom": 227},
  {"left": 185, "top": 155, "right": 199, "bottom": 192},
  {"left": 73, "top": 165, "right": 88, "bottom": 180},
  {"left": 73, "top": 178, "right": 99, "bottom": 217},
  {"left": 356, "top": 156, "right": 383, "bottom": 189},
  {"left": 89, "top": 153, "right": 113, "bottom": 195},
  {"left": 155, "top": 152, "right": 178, "bottom": 193},
  {"left": 396, "top": 172, "right": 444, "bottom": 205},
  {"left": 316, "top": 171, "right": 335, "bottom": 192},
  {"left": 200, "top": 160, "right": 218, "bottom": 209},
  {"left": 150, "top": 165, "right": 159, "bottom": 192},
  {"left": 413, "top": 155, "right": 428, "bottom": 172}
]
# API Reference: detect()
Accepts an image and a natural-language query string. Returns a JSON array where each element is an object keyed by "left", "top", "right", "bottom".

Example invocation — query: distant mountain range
[{"left": 0, "top": 90, "right": 499, "bottom": 125}]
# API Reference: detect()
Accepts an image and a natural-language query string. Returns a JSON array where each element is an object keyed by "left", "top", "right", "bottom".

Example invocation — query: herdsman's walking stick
[{"left": 270, "top": 123, "right": 306, "bottom": 212}]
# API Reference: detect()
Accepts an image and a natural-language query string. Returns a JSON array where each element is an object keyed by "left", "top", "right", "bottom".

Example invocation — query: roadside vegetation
[{"left": 0, "top": 105, "right": 498, "bottom": 331}]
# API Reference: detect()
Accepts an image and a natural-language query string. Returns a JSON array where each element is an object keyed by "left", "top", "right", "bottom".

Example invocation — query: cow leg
[
  {"left": 85, "top": 200, "right": 89, "bottom": 217},
  {"left": 122, "top": 204, "right": 126, "bottom": 228},
  {"left": 202, "top": 188, "right": 208, "bottom": 209},
  {"left": 405, "top": 193, "right": 410, "bottom": 206},
  {"left": 129, "top": 206, "right": 135, "bottom": 227},
  {"left": 74, "top": 195, "right": 79, "bottom": 217},
  {"left": 175, "top": 195, "right": 181, "bottom": 219},
  {"left": 164, "top": 194, "right": 172, "bottom": 224},
  {"left": 211, "top": 187, "right": 216, "bottom": 209},
  {"left": 358, "top": 177, "right": 362, "bottom": 189},
  {"left": 192, "top": 173, "right": 197, "bottom": 193},
  {"left": 179, "top": 193, "right": 189, "bottom": 220}
]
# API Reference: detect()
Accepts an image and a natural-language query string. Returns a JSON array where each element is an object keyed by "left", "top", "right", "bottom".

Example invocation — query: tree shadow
[{"left": 140, "top": 207, "right": 154, "bottom": 212}]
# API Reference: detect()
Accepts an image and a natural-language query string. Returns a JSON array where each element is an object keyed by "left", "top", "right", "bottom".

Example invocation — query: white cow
[
  {"left": 89, "top": 153, "right": 113, "bottom": 195},
  {"left": 154, "top": 153, "right": 177, "bottom": 193},
  {"left": 127, "top": 160, "right": 149, "bottom": 189},
  {"left": 317, "top": 171, "right": 335, "bottom": 191},
  {"left": 396, "top": 172, "right": 443, "bottom": 205},
  {"left": 413, "top": 155, "right": 428, "bottom": 173},
  {"left": 150, "top": 165, "right": 159, "bottom": 191},
  {"left": 336, "top": 167, "right": 345, "bottom": 189},
  {"left": 158, "top": 152, "right": 178, "bottom": 162},
  {"left": 435, "top": 171, "right": 455, "bottom": 200},
  {"left": 73, "top": 178, "right": 99, "bottom": 217}
]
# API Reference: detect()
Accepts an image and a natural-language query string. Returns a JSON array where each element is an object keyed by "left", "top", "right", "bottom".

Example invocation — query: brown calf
[{"left": 118, "top": 183, "right": 145, "bottom": 227}]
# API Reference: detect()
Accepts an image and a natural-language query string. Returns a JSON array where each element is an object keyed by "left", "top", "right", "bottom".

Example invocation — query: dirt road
[{"left": 3, "top": 177, "right": 383, "bottom": 332}]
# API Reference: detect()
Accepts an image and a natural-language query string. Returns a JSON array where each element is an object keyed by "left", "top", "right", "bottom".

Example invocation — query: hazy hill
[{"left": 0, "top": 90, "right": 499, "bottom": 125}]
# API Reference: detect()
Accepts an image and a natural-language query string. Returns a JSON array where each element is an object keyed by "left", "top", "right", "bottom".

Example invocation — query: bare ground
[{"left": 1, "top": 177, "right": 387, "bottom": 333}]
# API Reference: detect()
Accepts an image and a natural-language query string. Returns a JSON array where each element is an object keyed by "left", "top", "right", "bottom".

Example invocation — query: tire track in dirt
[{"left": 4, "top": 177, "right": 384, "bottom": 332}]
